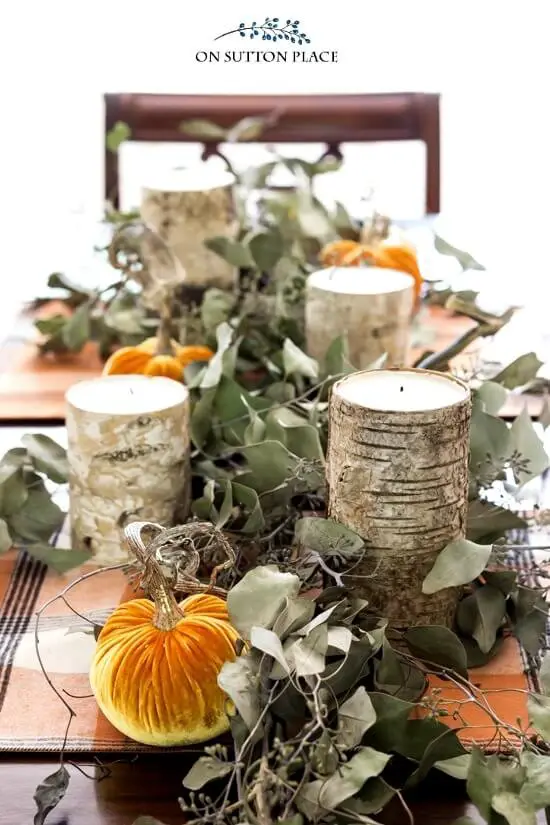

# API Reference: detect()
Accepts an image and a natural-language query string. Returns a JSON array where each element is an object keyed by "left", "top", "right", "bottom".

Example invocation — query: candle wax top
[
  {"left": 336, "top": 369, "right": 469, "bottom": 412},
  {"left": 308, "top": 267, "right": 414, "bottom": 295},
  {"left": 142, "top": 165, "right": 235, "bottom": 193},
  {"left": 66, "top": 375, "right": 189, "bottom": 415}
]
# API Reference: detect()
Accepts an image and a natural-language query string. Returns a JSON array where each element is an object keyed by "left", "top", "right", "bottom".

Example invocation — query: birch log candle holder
[
  {"left": 305, "top": 267, "right": 415, "bottom": 369},
  {"left": 326, "top": 368, "right": 471, "bottom": 629},
  {"left": 140, "top": 166, "right": 237, "bottom": 290},
  {"left": 66, "top": 375, "right": 190, "bottom": 565}
]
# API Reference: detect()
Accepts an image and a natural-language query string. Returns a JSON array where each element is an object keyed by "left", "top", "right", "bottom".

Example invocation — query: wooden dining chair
[{"left": 104, "top": 92, "right": 440, "bottom": 214}]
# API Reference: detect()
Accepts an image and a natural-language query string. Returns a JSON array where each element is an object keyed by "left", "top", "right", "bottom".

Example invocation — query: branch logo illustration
[{"left": 214, "top": 17, "right": 311, "bottom": 45}]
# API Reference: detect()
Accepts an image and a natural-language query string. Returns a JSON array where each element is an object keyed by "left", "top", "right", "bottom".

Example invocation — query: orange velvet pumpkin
[
  {"left": 102, "top": 337, "right": 215, "bottom": 382},
  {"left": 89, "top": 592, "right": 241, "bottom": 746},
  {"left": 319, "top": 239, "right": 423, "bottom": 302}
]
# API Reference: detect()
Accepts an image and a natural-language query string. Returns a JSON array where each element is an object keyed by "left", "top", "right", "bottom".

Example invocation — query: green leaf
[
  {"left": 492, "top": 353, "right": 543, "bottom": 389},
  {"left": 217, "top": 656, "right": 260, "bottom": 730},
  {"left": 0, "top": 450, "right": 28, "bottom": 516},
  {"left": 8, "top": 485, "right": 65, "bottom": 543},
  {"left": 179, "top": 119, "right": 227, "bottom": 139},
  {"left": 294, "top": 517, "right": 363, "bottom": 558},
  {"left": 61, "top": 303, "right": 92, "bottom": 351},
  {"left": 337, "top": 777, "right": 395, "bottom": 817},
  {"left": 467, "top": 499, "right": 526, "bottom": 543},
  {"left": 528, "top": 692, "right": 550, "bottom": 740},
  {"left": 405, "top": 626, "right": 468, "bottom": 678},
  {"left": 26, "top": 546, "right": 91, "bottom": 574},
  {"left": 0, "top": 518, "right": 12, "bottom": 552},
  {"left": 250, "top": 626, "right": 289, "bottom": 673},
  {"left": 335, "top": 686, "right": 377, "bottom": 749},
  {"left": 492, "top": 791, "right": 536, "bottom": 825},
  {"left": 508, "top": 409, "right": 550, "bottom": 486},
  {"left": 226, "top": 114, "right": 272, "bottom": 142},
  {"left": 317, "top": 747, "right": 391, "bottom": 809},
  {"left": 33, "top": 765, "right": 70, "bottom": 825},
  {"left": 106, "top": 121, "right": 131, "bottom": 153},
  {"left": 190, "top": 388, "right": 216, "bottom": 449},
  {"left": 406, "top": 728, "right": 467, "bottom": 787},
  {"left": 435, "top": 753, "right": 472, "bottom": 781},
  {"left": 200, "top": 323, "right": 234, "bottom": 389},
  {"left": 248, "top": 230, "right": 284, "bottom": 271},
  {"left": 461, "top": 635, "right": 504, "bottom": 668},
  {"left": 21, "top": 435, "right": 68, "bottom": 484},
  {"left": 215, "top": 480, "right": 233, "bottom": 528},
  {"left": 475, "top": 381, "right": 508, "bottom": 415},
  {"left": 323, "top": 335, "right": 355, "bottom": 379},
  {"left": 469, "top": 404, "right": 511, "bottom": 478},
  {"left": 540, "top": 652, "right": 550, "bottom": 695},
  {"left": 204, "top": 236, "right": 252, "bottom": 268},
  {"left": 374, "top": 640, "right": 426, "bottom": 701},
  {"left": 483, "top": 570, "right": 517, "bottom": 595},
  {"left": 293, "top": 624, "right": 328, "bottom": 676},
  {"left": 513, "top": 590, "right": 548, "bottom": 656},
  {"left": 422, "top": 538, "right": 493, "bottom": 594},
  {"left": 227, "top": 565, "right": 300, "bottom": 637},
  {"left": 295, "top": 192, "right": 334, "bottom": 242},
  {"left": 469, "top": 585, "right": 507, "bottom": 653},
  {"left": 365, "top": 692, "right": 415, "bottom": 753},
  {"left": 272, "top": 597, "right": 316, "bottom": 640},
  {"left": 264, "top": 409, "right": 324, "bottom": 461},
  {"left": 434, "top": 234, "right": 485, "bottom": 270},
  {"left": 182, "top": 755, "right": 232, "bottom": 790},
  {"left": 520, "top": 752, "right": 550, "bottom": 810},
  {"left": 200, "top": 288, "right": 236, "bottom": 334},
  {"left": 230, "top": 482, "right": 265, "bottom": 534},
  {"left": 238, "top": 440, "right": 323, "bottom": 503},
  {"left": 282, "top": 338, "right": 319, "bottom": 380},
  {"left": 333, "top": 201, "right": 357, "bottom": 235}
]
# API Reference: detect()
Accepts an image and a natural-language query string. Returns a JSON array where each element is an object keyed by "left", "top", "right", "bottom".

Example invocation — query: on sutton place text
[{"left": 196, "top": 50, "right": 339, "bottom": 63}]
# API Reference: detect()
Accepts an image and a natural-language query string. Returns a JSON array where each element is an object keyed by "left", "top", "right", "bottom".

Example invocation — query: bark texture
[
  {"left": 326, "top": 372, "right": 471, "bottom": 628},
  {"left": 305, "top": 269, "right": 414, "bottom": 368},
  {"left": 66, "top": 399, "right": 190, "bottom": 565},
  {"left": 141, "top": 183, "right": 238, "bottom": 289}
]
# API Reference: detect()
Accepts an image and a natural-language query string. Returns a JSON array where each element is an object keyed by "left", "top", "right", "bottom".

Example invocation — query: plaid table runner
[{"left": 0, "top": 514, "right": 547, "bottom": 753}]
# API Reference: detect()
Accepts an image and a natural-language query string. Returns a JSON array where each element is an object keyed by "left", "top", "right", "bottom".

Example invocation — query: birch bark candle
[
  {"left": 66, "top": 375, "right": 190, "bottom": 565},
  {"left": 140, "top": 166, "right": 237, "bottom": 290},
  {"left": 326, "top": 368, "right": 471, "bottom": 628},
  {"left": 305, "top": 267, "right": 415, "bottom": 368}
]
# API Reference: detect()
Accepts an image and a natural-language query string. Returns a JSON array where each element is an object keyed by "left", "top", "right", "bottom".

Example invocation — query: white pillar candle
[
  {"left": 66, "top": 375, "right": 190, "bottom": 565},
  {"left": 305, "top": 267, "right": 415, "bottom": 369},
  {"left": 140, "top": 166, "right": 237, "bottom": 290},
  {"left": 326, "top": 368, "right": 471, "bottom": 628}
]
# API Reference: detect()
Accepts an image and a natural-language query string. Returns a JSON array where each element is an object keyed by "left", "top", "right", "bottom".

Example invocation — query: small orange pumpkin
[
  {"left": 319, "top": 239, "right": 423, "bottom": 302},
  {"left": 90, "top": 590, "right": 241, "bottom": 746},
  {"left": 103, "top": 337, "right": 214, "bottom": 382}
]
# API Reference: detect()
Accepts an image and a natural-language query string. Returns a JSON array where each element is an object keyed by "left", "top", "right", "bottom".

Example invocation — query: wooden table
[
  {"left": 5, "top": 753, "right": 543, "bottom": 825},
  {"left": 0, "top": 306, "right": 545, "bottom": 422}
]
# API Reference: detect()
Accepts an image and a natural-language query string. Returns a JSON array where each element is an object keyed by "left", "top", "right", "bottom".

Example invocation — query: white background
[{"left": 0, "top": 0, "right": 549, "bottom": 314}]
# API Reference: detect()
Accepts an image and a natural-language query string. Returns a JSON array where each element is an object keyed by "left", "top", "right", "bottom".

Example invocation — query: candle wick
[
  {"left": 130, "top": 389, "right": 134, "bottom": 395},
  {"left": 400, "top": 386, "right": 404, "bottom": 392}
]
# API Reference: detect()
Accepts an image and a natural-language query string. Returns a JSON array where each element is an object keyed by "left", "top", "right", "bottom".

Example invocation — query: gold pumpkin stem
[
  {"left": 360, "top": 211, "right": 391, "bottom": 245},
  {"left": 124, "top": 522, "right": 184, "bottom": 631}
]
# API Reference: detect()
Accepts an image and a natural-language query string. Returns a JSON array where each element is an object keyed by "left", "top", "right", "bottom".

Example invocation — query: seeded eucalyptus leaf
[
  {"left": 512, "top": 592, "right": 548, "bottom": 656},
  {"left": 467, "top": 499, "right": 526, "bottom": 542},
  {"left": 250, "top": 626, "right": 290, "bottom": 673},
  {"left": 316, "top": 746, "right": 391, "bottom": 810},
  {"left": 405, "top": 626, "right": 468, "bottom": 678},
  {"left": 230, "top": 482, "right": 265, "bottom": 534},
  {"left": 26, "top": 546, "right": 92, "bottom": 574},
  {"left": 227, "top": 565, "right": 301, "bottom": 637},
  {"left": 540, "top": 653, "right": 550, "bottom": 695},
  {"left": 0, "top": 463, "right": 28, "bottom": 517},
  {"left": 323, "top": 335, "right": 355, "bottom": 379},
  {"left": 508, "top": 408, "right": 550, "bottom": 486},
  {"left": 337, "top": 777, "right": 395, "bottom": 817},
  {"left": 204, "top": 237, "right": 253, "bottom": 268},
  {"left": 519, "top": 752, "right": 550, "bottom": 809},
  {"left": 248, "top": 230, "right": 284, "bottom": 271},
  {"left": 335, "top": 686, "right": 377, "bottom": 749},
  {"left": 406, "top": 728, "right": 467, "bottom": 787},
  {"left": 226, "top": 114, "right": 272, "bottom": 142},
  {"left": 61, "top": 302, "right": 92, "bottom": 351},
  {"left": 33, "top": 764, "right": 70, "bottom": 825},
  {"left": 0, "top": 518, "right": 12, "bottom": 553},
  {"left": 272, "top": 597, "right": 316, "bottom": 640},
  {"left": 434, "top": 753, "right": 472, "bottom": 781},
  {"left": 433, "top": 234, "right": 485, "bottom": 270},
  {"left": 492, "top": 791, "right": 536, "bottom": 825},
  {"left": 528, "top": 692, "right": 550, "bottom": 741},
  {"left": 8, "top": 486, "right": 65, "bottom": 543},
  {"left": 483, "top": 569, "right": 517, "bottom": 595},
  {"left": 182, "top": 755, "right": 232, "bottom": 791},
  {"left": 293, "top": 623, "right": 328, "bottom": 676},
  {"left": 294, "top": 517, "right": 363, "bottom": 558},
  {"left": 470, "top": 585, "right": 507, "bottom": 653},
  {"left": 21, "top": 434, "right": 68, "bottom": 484},
  {"left": 422, "top": 538, "right": 492, "bottom": 593},
  {"left": 282, "top": 338, "right": 319, "bottom": 380},
  {"left": 374, "top": 640, "right": 425, "bottom": 701},
  {"left": 179, "top": 119, "right": 227, "bottom": 139},
  {"left": 200, "top": 288, "right": 236, "bottom": 334},
  {"left": 200, "top": 323, "right": 234, "bottom": 389},
  {"left": 469, "top": 405, "right": 511, "bottom": 480},
  {"left": 217, "top": 656, "right": 260, "bottom": 730},
  {"left": 492, "top": 353, "right": 543, "bottom": 389},
  {"left": 215, "top": 480, "right": 233, "bottom": 528},
  {"left": 190, "top": 388, "right": 216, "bottom": 449},
  {"left": 364, "top": 693, "right": 415, "bottom": 753},
  {"left": 475, "top": 381, "right": 508, "bottom": 415}
]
